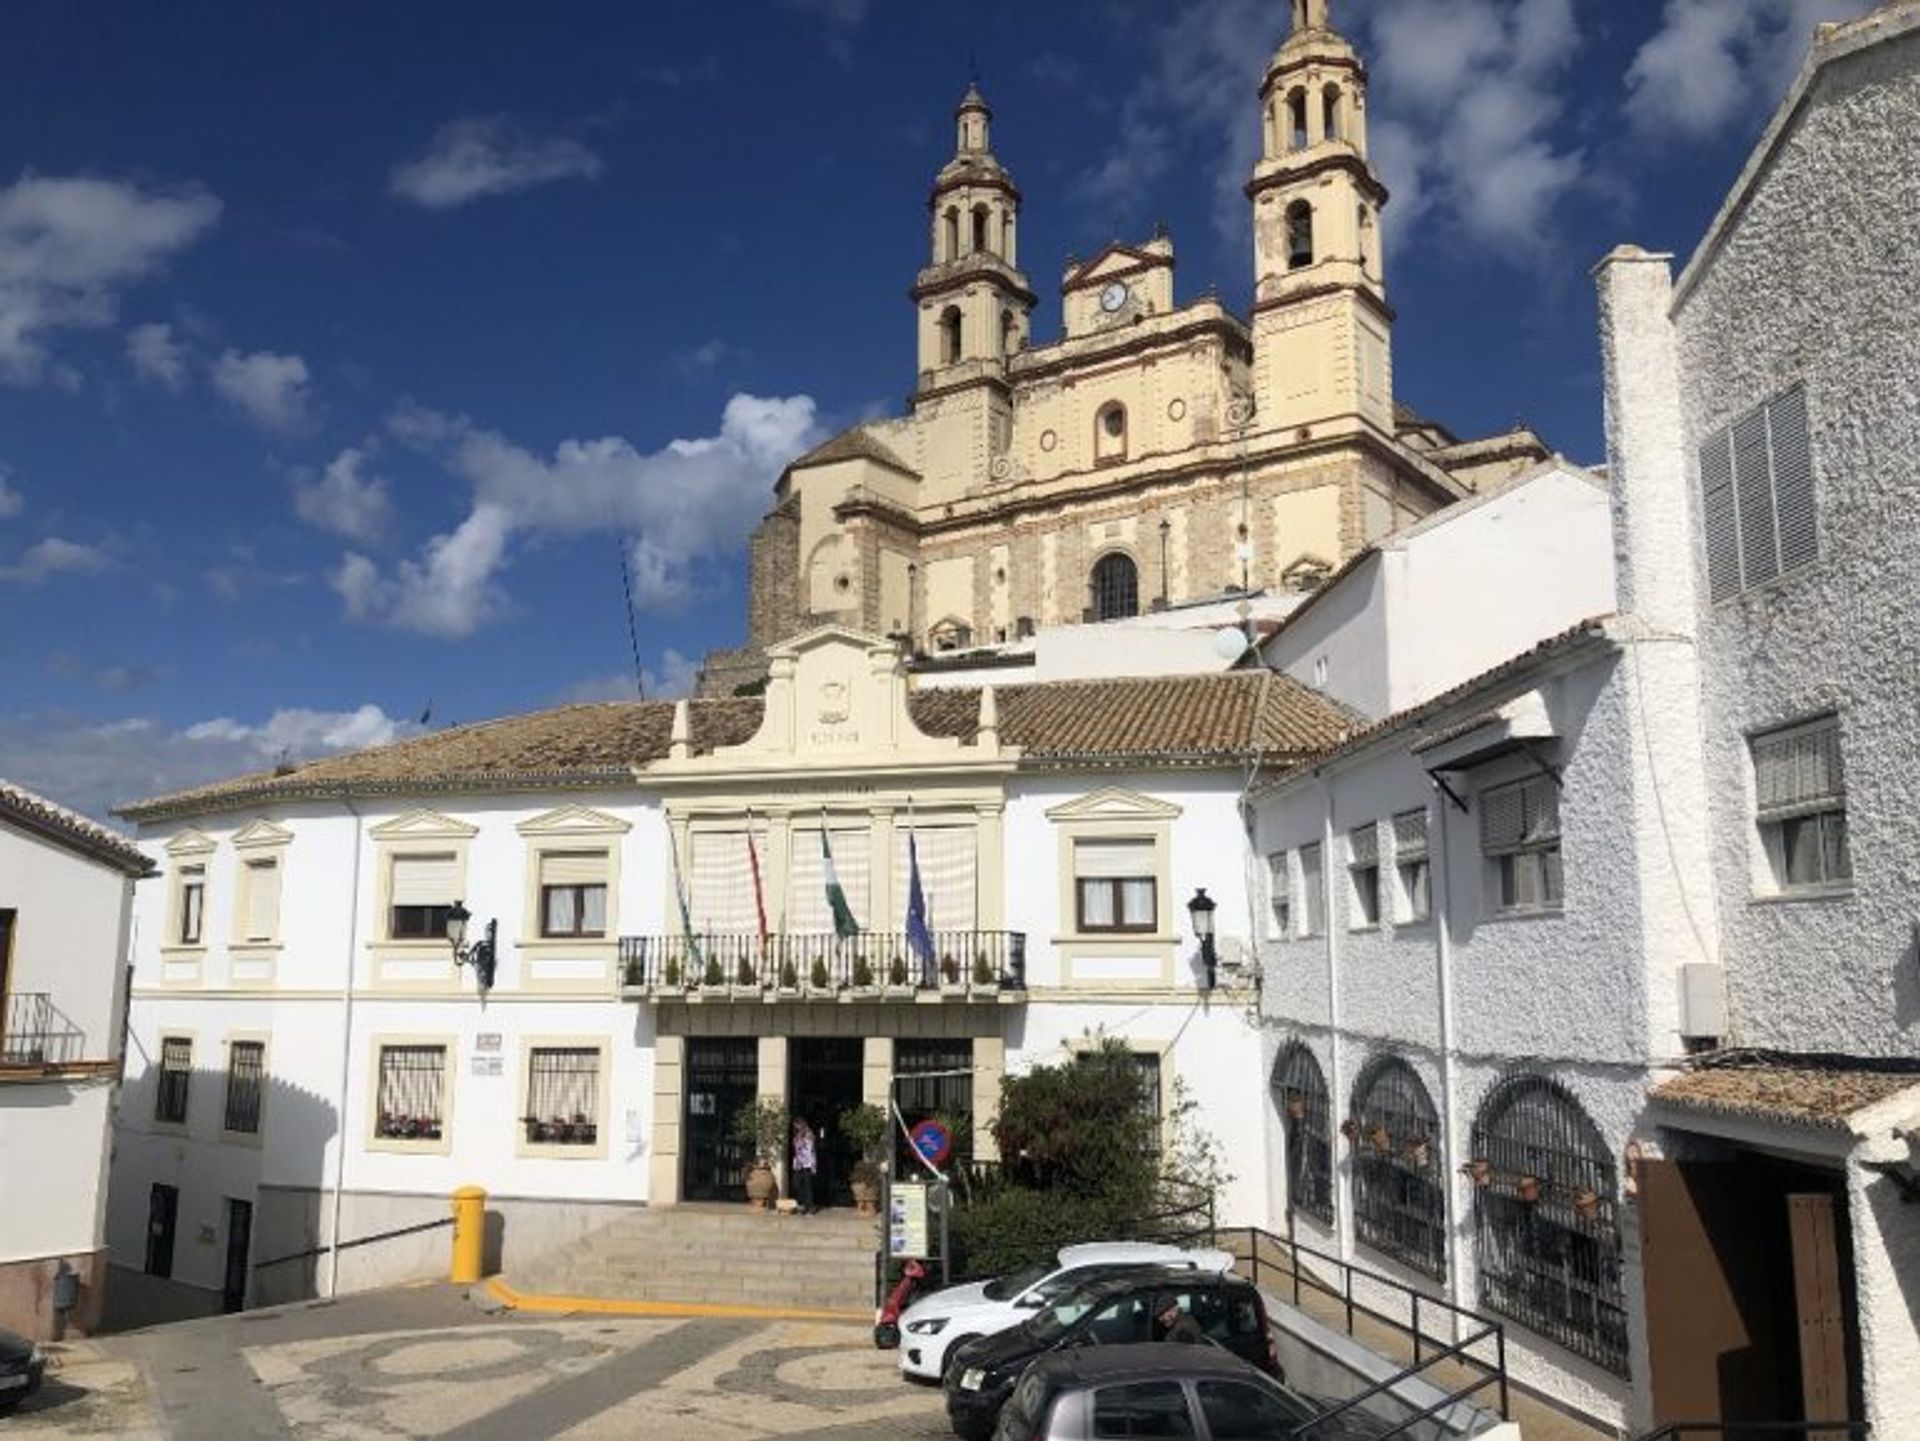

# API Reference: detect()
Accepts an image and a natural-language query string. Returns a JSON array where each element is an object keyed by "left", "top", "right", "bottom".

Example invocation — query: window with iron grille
[
  {"left": 1751, "top": 714, "right": 1850, "bottom": 892},
  {"left": 155, "top": 1035, "right": 192, "bottom": 1124},
  {"left": 1470, "top": 1074, "right": 1628, "bottom": 1375},
  {"left": 389, "top": 853, "right": 456, "bottom": 940},
  {"left": 223, "top": 1040, "right": 265, "bottom": 1135},
  {"left": 1299, "top": 842, "right": 1325, "bottom": 935},
  {"left": 1394, "top": 809, "right": 1430, "bottom": 922},
  {"left": 178, "top": 866, "right": 205, "bottom": 945},
  {"left": 1090, "top": 551, "right": 1139, "bottom": 621},
  {"left": 1698, "top": 382, "right": 1816, "bottom": 602},
  {"left": 523, "top": 1047, "right": 601, "bottom": 1145},
  {"left": 1480, "top": 774, "right": 1561, "bottom": 915},
  {"left": 539, "top": 851, "right": 609, "bottom": 937},
  {"left": 375, "top": 1044, "right": 447, "bottom": 1141},
  {"left": 1349, "top": 1056, "right": 1445, "bottom": 1279},
  {"left": 1272, "top": 1042, "right": 1332, "bottom": 1226},
  {"left": 1347, "top": 824, "right": 1380, "bottom": 928},
  {"left": 1074, "top": 837, "right": 1157, "bottom": 933},
  {"left": 1266, "top": 853, "right": 1291, "bottom": 938}
]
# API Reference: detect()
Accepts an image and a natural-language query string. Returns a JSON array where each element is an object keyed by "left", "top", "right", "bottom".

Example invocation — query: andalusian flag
[
  {"left": 668, "top": 828, "right": 703, "bottom": 973},
  {"left": 821, "top": 827, "right": 861, "bottom": 939}
]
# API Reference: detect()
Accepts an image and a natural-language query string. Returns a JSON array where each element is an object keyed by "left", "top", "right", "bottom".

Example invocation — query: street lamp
[
  {"left": 1186, "top": 888, "right": 1218, "bottom": 990},
  {"left": 445, "top": 900, "right": 497, "bottom": 992}
]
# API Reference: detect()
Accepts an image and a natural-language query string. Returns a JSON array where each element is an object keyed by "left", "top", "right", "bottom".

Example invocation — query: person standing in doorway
[{"left": 791, "top": 1116, "right": 819, "bottom": 1215}]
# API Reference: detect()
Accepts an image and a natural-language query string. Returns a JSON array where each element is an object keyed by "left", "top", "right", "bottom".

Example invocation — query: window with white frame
[
  {"left": 1751, "top": 715, "right": 1850, "bottom": 892},
  {"left": 374, "top": 1044, "right": 447, "bottom": 1141},
  {"left": 523, "top": 1047, "right": 601, "bottom": 1146},
  {"left": 389, "top": 853, "right": 457, "bottom": 940},
  {"left": 1481, "top": 775, "right": 1562, "bottom": 915},
  {"left": 1266, "top": 853, "right": 1291, "bottom": 938},
  {"left": 538, "top": 851, "right": 608, "bottom": 937},
  {"left": 1394, "top": 809, "right": 1430, "bottom": 923},
  {"left": 223, "top": 1040, "right": 265, "bottom": 1135},
  {"left": 1699, "top": 382, "right": 1817, "bottom": 602},
  {"left": 155, "top": 1035, "right": 192, "bottom": 1124},
  {"left": 788, "top": 826, "right": 872, "bottom": 934},
  {"left": 1348, "top": 824, "right": 1381, "bottom": 928},
  {"left": 1073, "top": 837, "right": 1157, "bottom": 933},
  {"left": 238, "top": 858, "right": 280, "bottom": 944},
  {"left": 177, "top": 865, "right": 206, "bottom": 946},
  {"left": 1299, "top": 842, "right": 1325, "bottom": 936}
]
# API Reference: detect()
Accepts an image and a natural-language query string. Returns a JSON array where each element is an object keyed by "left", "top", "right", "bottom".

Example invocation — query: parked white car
[{"left": 898, "top": 1241, "right": 1235, "bottom": 1382}]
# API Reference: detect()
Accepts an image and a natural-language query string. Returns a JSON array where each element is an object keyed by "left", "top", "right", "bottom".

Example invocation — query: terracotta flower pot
[
  {"left": 1285, "top": 1093, "right": 1306, "bottom": 1121},
  {"left": 1574, "top": 1187, "right": 1601, "bottom": 1220},
  {"left": 1468, "top": 1158, "right": 1493, "bottom": 1187},
  {"left": 1368, "top": 1124, "right": 1392, "bottom": 1155},
  {"left": 745, "top": 1163, "right": 779, "bottom": 1211},
  {"left": 851, "top": 1176, "right": 881, "bottom": 1217},
  {"left": 1340, "top": 1119, "right": 1360, "bottom": 1142},
  {"left": 1517, "top": 1174, "right": 1542, "bottom": 1204},
  {"left": 1407, "top": 1140, "right": 1430, "bottom": 1170}
]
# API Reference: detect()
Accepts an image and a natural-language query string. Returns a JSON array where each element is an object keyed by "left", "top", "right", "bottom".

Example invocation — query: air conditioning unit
[{"left": 1678, "top": 963, "right": 1726, "bottom": 1041}]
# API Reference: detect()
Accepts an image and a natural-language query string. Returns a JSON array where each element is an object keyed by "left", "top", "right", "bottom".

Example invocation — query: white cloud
[
  {"left": 1626, "top": 0, "right": 1876, "bottom": 138},
  {"left": 295, "top": 446, "right": 394, "bottom": 544},
  {"left": 126, "top": 320, "right": 189, "bottom": 390},
  {"left": 0, "top": 466, "right": 21, "bottom": 518},
  {"left": 340, "top": 392, "right": 821, "bottom": 638},
  {"left": 0, "top": 704, "right": 414, "bottom": 824},
  {"left": 389, "top": 117, "right": 603, "bottom": 210},
  {"left": 560, "top": 649, "right": 700, "bottom": 703},
  {"left": 211, "top": 348, "right": 314, "bottom": 431},
  {"left": 0, "top": 175, "right": 219, "bottom": 384},
  {"left": 0, "top": 535, "right": 111, "bottom": 584}
]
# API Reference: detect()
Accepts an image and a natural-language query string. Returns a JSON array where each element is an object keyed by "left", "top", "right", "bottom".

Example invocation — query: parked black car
[
  {"left": 991, "top": 1345, "right": 1394, "bottom": 1440},
  {"left": 0, "top": 1327, "right": 45, "bottom": 1416},
  {"left": 945, "top": 1265, "right": 1279, "bottom": 1440}
]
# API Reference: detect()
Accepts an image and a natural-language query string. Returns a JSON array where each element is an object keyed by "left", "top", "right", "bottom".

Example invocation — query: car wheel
[
  {"left": 941, "top": 1337, "right": 979, "bottom": 1382},
  {"left": 0, "top": 1395, "right": 21, "bottom": 1418},
  {"left": 951, "top": 1416, "right": 994, "bottom": 1441}
]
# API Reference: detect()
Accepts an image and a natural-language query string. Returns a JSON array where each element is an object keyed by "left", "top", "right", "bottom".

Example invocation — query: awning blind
[
  {"left": 390, "top": 853, "right": 457, "bottom": 906},
  {"left": 1074, "top": 837, "right": 1154, "bottom": 879}
]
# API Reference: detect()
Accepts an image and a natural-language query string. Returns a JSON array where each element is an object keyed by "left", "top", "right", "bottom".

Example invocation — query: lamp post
[
  {"left": 445, "top": 900, "right": 497, "bottom": 992},
  {"left": 1157, "top": 516, "right": 1171, "bottom": 611},
  {"left": 1187, "top": 887, "right": 1218, "bottom": 990}
]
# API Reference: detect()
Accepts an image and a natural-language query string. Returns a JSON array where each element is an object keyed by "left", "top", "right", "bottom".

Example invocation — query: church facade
[{"left": 699, "top": 0, "right": 1549, "bottom": 695}]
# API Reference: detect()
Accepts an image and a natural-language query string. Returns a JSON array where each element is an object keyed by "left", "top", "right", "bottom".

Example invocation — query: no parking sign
[{"left": 909, "top": 1118, "right": 953, "bottom": 1169}]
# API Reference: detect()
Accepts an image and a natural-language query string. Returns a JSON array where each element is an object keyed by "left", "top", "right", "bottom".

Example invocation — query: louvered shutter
[
  {"left": 1300, "top": 842, "right": 1324, "bottom": 932},
  {"left": 1698, "top": 429, "right": 1740, "bottom": 601},
  {"left": 1074, "top": 838, "right": 1154, "bottom": 878},
  {"left": 1393, "top": 809, "right": 1428, "bottom": 860},
  {"left": 690, "top": 830, "right": 756, "bottom": 932},
  {"left": 1752, "top": 716, "right": 1844, "bottom": 820},
  {"left": 1733, "top": 408, "right": 1778, "bottom": 586},
  {"left": 1480, "top": 783, "right": 1527, "bottom": 851},
  {"left": 540, "top": 851, "right": 607, "bottom": 886},
  {"left": 1768, "top": 384, "right": 1817, "bottom": 572},
  {"left": 1348, "top": 824, "right": 1378, "bottom": 867},
  {"left": 391, "top": 853, "right": 457, "bottom": 905},
  {"left": 893, "top": 826, "right": 977, "bottom": 932},
  {"left": 244, "top": 859, "right": 280, "bottom": 941}
]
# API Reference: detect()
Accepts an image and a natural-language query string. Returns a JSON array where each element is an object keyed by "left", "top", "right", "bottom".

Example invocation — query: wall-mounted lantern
[
  {"left": 1187, "top": 887, "right": 1218, "bottom": 990},
  {"left": 445, "top": 900, "right": 497, "bottom": 993}
]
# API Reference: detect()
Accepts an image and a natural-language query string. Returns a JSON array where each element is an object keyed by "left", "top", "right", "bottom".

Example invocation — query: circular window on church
[
  {"left": 1039, "top": 429, "right": 1058, "bottom": 452},
  {"left": 1167, "top": 398, "right": 1187, "bottom": 422}
]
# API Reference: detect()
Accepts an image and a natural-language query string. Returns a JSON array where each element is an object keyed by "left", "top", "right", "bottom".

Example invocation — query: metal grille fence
[
  {"left": 1272, "top": 1041, "right": 1333, "bottom": 1226},
  {"left": 223, "top": 1040, "right": 265, "bottom": 1134},
  {"left": 376, "top": 1045, "right": 446, "bottom": 1141},
  {"left": 525, "top": 1047, "right": 600, "bottom": 1145},
  {"left": 1471, "top": 1073, "right": 1629, "bottom": 1375},
  {"left": 156, "top": 1035, "right": 192, "bottom": 1123},
  {"left": 1350, "top": 1055, "right": 1446, "bottom": 1279},
  {"left": 1091, "top": 551, "right": 1139, "bottom": 620}
]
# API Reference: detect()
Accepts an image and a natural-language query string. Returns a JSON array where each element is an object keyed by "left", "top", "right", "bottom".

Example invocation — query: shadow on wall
[
  {"left": 1892, "top": 928, "right": 1920, "bottom": 1033},
  {"left": 102, "top": 1052, "right": 338, "bottom": 1331}
]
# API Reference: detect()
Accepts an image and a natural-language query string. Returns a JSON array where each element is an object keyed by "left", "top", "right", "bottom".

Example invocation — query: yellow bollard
[{"left": 450, "top": 1185, "right": 487, "bottom": 1284}]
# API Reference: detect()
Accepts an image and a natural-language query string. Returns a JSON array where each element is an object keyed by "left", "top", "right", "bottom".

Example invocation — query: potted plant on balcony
[
  {"left": 702, "top": 955, "right": 724, "bottom": 989},
  {"left": 732, "top": 1097, "right": 790, "bottom": 1211},
  {"left": 939, "top": 954, "right": 963, "bottom": 993},
  {"left": 1467, "top": 1157, "right": 1493, "bottom": 1187},
  {"left": 885, "top": 955, "right": 911, "bottom": 995},
  {"left": 851, "top": 955, "right": 879, "bottom": 998},
  {"left": 840, "top": 1102, "right": 889, "bottom": 1216},
  {"left": 733, "top": 954, "right": 761, "bottom": 996},
  {"left": 1516, "top": 1173, "right": 1542, "bottom": 1204},
  {"left": 658, "top": 955, "right": 683, "bottom": 997},
  {"left": 973, "top": 950, "right": 995, "bottom": 989},
  {"left": 777, "top": 958, "right": 800, "bottom": 995},
  {"left": 809, "top": 957, "right": 833, "bottom": 994}
]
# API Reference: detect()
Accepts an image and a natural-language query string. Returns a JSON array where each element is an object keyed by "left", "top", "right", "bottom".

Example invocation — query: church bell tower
[{"left": 1247, "top": 0, "right": 1395, "bottom": 436}]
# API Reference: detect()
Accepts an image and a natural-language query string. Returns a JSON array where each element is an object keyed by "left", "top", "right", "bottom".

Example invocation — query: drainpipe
[
  {"left": 326, "top": 798, "right": 365, "bottom": 1299},
  {"left": 1429, "top": 780, "right": 1467, "bottom": 1334}
]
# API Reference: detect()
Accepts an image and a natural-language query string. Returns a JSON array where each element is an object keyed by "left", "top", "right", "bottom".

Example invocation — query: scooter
[{"left": 873, "top": 1258, "right": 928, "bottom": 1349}]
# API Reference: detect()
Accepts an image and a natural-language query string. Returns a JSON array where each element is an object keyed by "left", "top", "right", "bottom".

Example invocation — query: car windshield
[
  {"left": 982, "top": 1260, "right": 1056, "bottom": 1303},
  {"left": 1025, "top": 1281, "right": 1118, "bottom": 1342}
]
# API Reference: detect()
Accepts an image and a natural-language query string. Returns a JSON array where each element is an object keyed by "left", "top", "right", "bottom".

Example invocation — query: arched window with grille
[
  {"left": 1470, "top": 1074, "right": 1629, "bottom": 1375},
  {"left": 1089, "top": 552, "right": 1139, "bottom": 622},
  {"left": 1348, "top": 1056, "right": 1446, "bottom": 1278},
  {"left": 1272, "top": 1042, "right": 1332, "bottom": 1227}
]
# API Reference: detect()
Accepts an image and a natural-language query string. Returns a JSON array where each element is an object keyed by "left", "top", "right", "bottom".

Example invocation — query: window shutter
[
  {"left": 1732, "top": 408, "right": 1779, "bottom": 587},
  {"left": 689, "top": 830, "right": 754, "bottom": 932},
  {"left": 1768, "top": 384, "right": 1817, "bottom": 572},
  {"left": 893, "top": 826, "right": 977, "bottom": 931},
  {"left": 390, "top": 853, "right": 457, "bottom": 906},
  {"left": 1267, "top": 853, "right": 1289, "bottom": 900},
  {"left": 1753, "top": 716, "right": 1844, "bottom": 817},
  {"left": 1699, "top": 429, "right": 1740, "bottom": 601},
  {"left": 1480, "top": 784, "right": 1526, "bottom": 851},
  {"left": 1393, "top": 809, "right": 1428, "bottom": 860},
  {"left": 244, "top": 859, "right": 280, "bottom": 941},
  {"left": 1524, "top": 775, "right": 1561, "bottom": 841},
  {"left": 1074, "top": 837, "right": 1155, "bottom": 879},
  {"left": 1348, "top": 824, "right": 1378, "bottom": 867}
]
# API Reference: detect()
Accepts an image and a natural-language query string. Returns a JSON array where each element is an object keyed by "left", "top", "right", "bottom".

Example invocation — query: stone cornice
[
  {"left": 1245, "top": 151, "right": 1389, "bottom": 206},
  {"left": 1009, "top": 313, "right": 1251, "bottom": 387},
  {"left": 1252, "top": 279, "right": 1397, "bottom": 327},
  {"left": 910, "top": 263, "right": 1038, "bottom": 308}
]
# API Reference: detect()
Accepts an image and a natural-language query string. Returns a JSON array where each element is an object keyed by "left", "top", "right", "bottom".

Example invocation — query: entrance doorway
[
  {"left": 145, "top": 1182, "right": 179, "bottom": 1278},
  {"left": 1642, "top": 1151, "right": 1862, "bottom": 1428},
  {"left": 791, "top": 1037, "right": 863, "bottom": 1208},
  {"left": 683, "top": 1037, "right": 759, "bottom": 1202},
  {"left": 222, "top": 1198, "right": 253, "bottom": 1313}
]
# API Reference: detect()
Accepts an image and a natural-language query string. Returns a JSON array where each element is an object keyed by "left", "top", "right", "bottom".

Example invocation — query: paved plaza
[{"left": 8, "top": 1286, "right": 951, "bottom": 1441}]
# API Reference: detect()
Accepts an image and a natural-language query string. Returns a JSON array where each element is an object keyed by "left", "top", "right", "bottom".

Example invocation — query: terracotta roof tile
[
  {"left": 788, "top": 427, "right": 917, "bottom": 477},
  {"left": 2, "top": 776, "right": 153, "bottom": 873},
  {"left": 1653, "top": 1054, "right": 1920, "bottom": 1131}
]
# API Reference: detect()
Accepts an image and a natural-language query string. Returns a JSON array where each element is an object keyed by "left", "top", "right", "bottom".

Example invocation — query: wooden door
[
  {"left": 1788, "top": 1192, "right": 1854, "bottom": 1429},
  {"left": 145, "top": 1183, "right": 179, "bottom": 1278},
  {"left": 222, "top": 1199, "right": 253, "bottom": 1313}
]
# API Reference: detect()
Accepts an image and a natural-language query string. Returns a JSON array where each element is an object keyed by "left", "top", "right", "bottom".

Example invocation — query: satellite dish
[{"left": 1213, "top": 626, "right": 1250, "bottom": 662}]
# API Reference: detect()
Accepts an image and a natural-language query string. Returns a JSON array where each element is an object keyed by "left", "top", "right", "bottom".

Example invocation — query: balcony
[
  {"left": 1, "top": 992, "right": 89, "bottom": 1073},
  {"left": 619, "top": 930, "right": 1026, "bottom": 1003}
]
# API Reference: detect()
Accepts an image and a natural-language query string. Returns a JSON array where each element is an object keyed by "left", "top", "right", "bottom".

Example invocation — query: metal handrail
[
  {"left": 254, "top": 1216, "right": 454, "bottom": 1270},
  {"left": 1636, "top": 1426, "right": 1869, "bottom": 1441},
  {"left": 617, "top": 928, "right": 1028, "bottom": 992},
  {"left": 0, "top": 991, "right": 85, "bottom": 1067}
]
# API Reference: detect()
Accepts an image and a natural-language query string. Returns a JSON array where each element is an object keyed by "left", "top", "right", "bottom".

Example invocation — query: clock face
[{"left": 1099, "top": 280, "right": 1129, "bottom": 313}]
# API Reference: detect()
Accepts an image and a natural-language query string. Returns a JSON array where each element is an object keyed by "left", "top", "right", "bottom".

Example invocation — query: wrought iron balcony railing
[
  {"left": 1, "top": 992, "right": 86, "bottom": 1068},
  {"left": 619, "top": 929, "right": 1026, "bottom": 998}
]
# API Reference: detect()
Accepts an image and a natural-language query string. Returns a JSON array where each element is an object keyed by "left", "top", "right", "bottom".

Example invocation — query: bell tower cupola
[{"left": 1247, "top": 0, "right": 1395, "bottom": 436}]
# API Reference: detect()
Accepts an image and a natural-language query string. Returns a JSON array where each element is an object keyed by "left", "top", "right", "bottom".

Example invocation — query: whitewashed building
[
  {"left": 0, "top": 778, "right": 150, "bottom": 1339},
  {"left": 106, "top": 629, "right": 1347, "bottom": 1315}
]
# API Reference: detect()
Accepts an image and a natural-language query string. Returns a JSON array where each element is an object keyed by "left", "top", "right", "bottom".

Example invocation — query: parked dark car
[
  {"left": 0, "top": 1327, "right": 45, "bottom": 1416},
  {"left": 945, "top": 1266, "right": 1279, "bottom": 1440}
]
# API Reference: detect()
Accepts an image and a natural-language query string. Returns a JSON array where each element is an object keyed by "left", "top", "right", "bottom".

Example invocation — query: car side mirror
[{"left": 1015, "top": 1294, "right": 1042, "bottom": 1309}]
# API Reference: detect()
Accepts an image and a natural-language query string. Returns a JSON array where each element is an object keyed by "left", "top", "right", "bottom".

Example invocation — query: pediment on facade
[
  {"left": 231, "top": 818, "right": 294, "bottom": 850},
  {"left": 369, "top": 808, "right": 479, "bottom": 841},
  {"left": 516, "top": 804, "right": 631, "bottom": 837},
  {"left": 1064, "top": 244, "right": 1172, "bottom": 290},
  {"left": 1045, "top": 786, "right": 1183, "bottom": 823},
  {"left": 163, "top": 826, "right": 216, "bottom": 856}
]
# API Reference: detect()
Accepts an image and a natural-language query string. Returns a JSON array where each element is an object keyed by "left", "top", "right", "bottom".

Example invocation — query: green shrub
[{"left": 949, "top": 1186, "right": 1139, "bottom": 1280}]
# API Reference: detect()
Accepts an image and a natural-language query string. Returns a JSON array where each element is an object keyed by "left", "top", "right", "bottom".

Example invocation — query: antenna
[{"left": 618, "top": 540, "right": 647, "bottom": 699}]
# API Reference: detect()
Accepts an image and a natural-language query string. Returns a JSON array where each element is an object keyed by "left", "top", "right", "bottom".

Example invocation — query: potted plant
[
  {"left": 735, "top": 955, "right": 759, "bottom": 990},
  {"left": 1340, "top": 1118, "right": 1360, "bottom": 1142},
  {"left": 1285, "top": 1091, "right": 1307, "bottom": 1121},
  {"left": 810, "top": 957, "right": 832, "bottom": 992},
  {"left": 702, "top": 955, "right": 724, "bottom": 988},
  {"left": 778, "top": 958, "right": 800, "bottom": 993},
  {"left": 939, "top": 954, "right": 961, "bottom": 987},
  {"left": 840, "top": 1102, "right": 889, "bottom": 1216},
  {"left": 887, "top": 955, "right": 910, "bottom": 990},
  {"left": 1467, "top": 1157, "right": 1493, "bottom": 1187},
  {"left": 973, "top": 951, "right": 995, "bottom": 988},
  {"left": 851, "top": 956, "right": 878, "bottom": 994},
  {"left": 1368, "top": 1123, "right": 1392, "bottom": 1155},
  {"left": 1517, "top": 1173, "right": 1542, "bottom": 1204},
  {"left": 660, "top": 956, "right": 683, "bottom": 993},
  {"left": 732, "top": 1097, "right": 790, "bottom": 1210},
  {"left": 1574, "top": 1187, "right": 1601, "bottom": 1220},
  {"left": 1406, "top": 1135, "right": 1431, "bottom": 1170}
]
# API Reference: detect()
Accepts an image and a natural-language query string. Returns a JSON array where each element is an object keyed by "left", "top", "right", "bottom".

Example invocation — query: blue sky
[{"left": 0, "top": 0, "right": 1872, "bottom": 820}]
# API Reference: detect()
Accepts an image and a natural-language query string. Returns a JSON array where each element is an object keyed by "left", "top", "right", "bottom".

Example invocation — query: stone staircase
[{"left": 509, "top": 1204, "right": 881, "bottom": 1314}]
